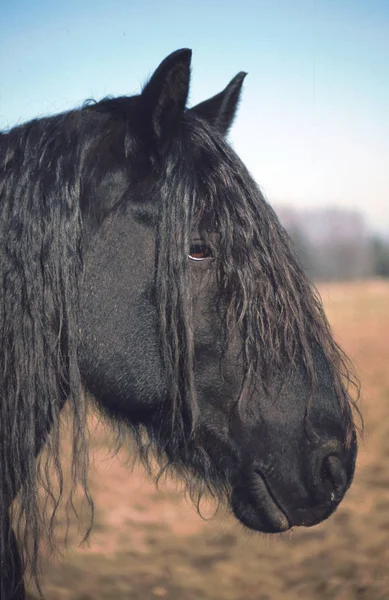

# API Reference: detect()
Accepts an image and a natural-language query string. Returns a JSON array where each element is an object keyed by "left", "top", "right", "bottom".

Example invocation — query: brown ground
[{"left": 27, "top": 281, "right": 389, "bottom": 600}]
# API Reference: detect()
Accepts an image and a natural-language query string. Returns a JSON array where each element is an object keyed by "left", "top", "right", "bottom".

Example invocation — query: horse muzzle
[{"left": 230, "top": 437, "right": 357, "bottom": 533}]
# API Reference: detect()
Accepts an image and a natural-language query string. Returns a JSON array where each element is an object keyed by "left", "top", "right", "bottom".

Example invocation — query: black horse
[{"left": 0, "top": 50, "right": 359, "bottom": 599}]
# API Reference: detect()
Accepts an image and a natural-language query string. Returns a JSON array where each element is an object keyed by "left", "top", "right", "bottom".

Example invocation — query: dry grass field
[{"left": 27, "top": 280, "right": 389, "bottom": 600}]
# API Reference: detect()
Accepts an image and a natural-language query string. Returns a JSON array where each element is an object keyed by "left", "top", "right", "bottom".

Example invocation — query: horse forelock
[{"left": 154, "top": 115, "right": 361, "bottom": 465}]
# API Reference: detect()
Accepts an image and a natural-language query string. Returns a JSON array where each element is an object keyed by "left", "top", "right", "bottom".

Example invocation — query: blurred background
[{"left": 1, "top": 1, "right": 389, "bottom": 598}]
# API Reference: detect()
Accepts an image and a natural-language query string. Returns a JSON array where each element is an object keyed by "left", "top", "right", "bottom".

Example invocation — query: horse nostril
[
  {"left": 320, "top": 454, "right": 348, "bottom": 498},
  {"left": 311, "top": 440, "right": 353, "bottom": 504}
]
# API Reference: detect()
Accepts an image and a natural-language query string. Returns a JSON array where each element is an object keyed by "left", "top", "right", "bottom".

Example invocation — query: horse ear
[
  {"left": 141, "top": 49, "right": 192, "bottom": 151},
  {"left": 189, "top": 72, "right": 247, "bottom": 136}
]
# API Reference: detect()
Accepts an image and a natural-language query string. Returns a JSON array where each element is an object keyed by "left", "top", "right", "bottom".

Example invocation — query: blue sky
[{"left": 1, "top": 0, "right": 388, "bottom": 233}]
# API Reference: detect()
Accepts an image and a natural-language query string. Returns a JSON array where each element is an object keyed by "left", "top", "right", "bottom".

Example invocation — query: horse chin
[{"left": 230, "top": 471, "right": 291, "bottom": 534}]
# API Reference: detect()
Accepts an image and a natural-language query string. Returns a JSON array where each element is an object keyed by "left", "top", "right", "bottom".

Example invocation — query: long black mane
[
  {"left": 0, "top": 59, "right": 360, "bottom": 594},
  {"left": 0, "top": 111, "right": 94, "bottom": 588}
]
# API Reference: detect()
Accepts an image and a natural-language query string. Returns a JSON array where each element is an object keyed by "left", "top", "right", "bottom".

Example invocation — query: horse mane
[{"left": 0, "top": 111, "right": 96, "bottom": 590}]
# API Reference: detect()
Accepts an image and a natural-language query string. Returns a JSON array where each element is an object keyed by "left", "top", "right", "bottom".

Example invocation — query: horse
[{"left": 0, "top": 49, "right": 359, "bottom": 599}]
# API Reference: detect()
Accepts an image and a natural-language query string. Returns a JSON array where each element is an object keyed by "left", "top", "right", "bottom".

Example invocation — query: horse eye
[{"left": 189, "top": 242, "right": 212, "bottom": 261}]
